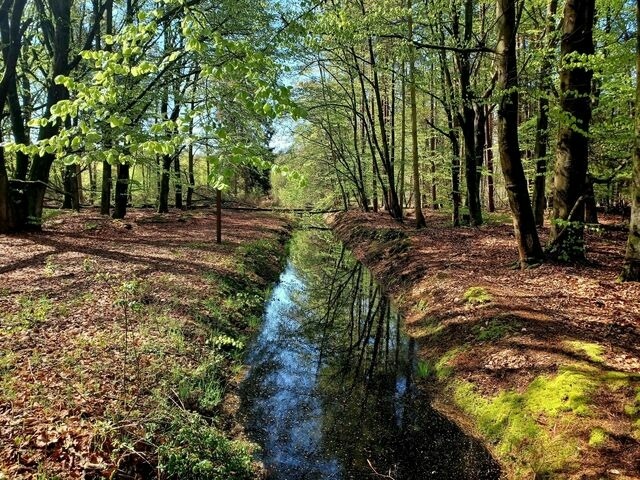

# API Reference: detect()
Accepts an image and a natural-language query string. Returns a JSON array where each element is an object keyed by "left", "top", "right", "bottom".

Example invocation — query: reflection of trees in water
[{"left": 290, "top": 231, "right": 500, "bottom": 480}]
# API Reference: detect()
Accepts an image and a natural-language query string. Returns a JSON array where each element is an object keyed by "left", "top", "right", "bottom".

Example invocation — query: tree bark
[
  {"left": 496, "top": 0, "right": 544, "bottom": 267},
  {"left": 408, "top": 0, "right": 426, "bottom": 228},
  {"left": 485, "top": 105, "right": 495, "bottom": 212},
  {"left": 549, "top": 0, "right": 596, "bottom": 260},
  {"left": 621, "top": 0, "right": 640, "bottom": 281},
  {"left": 113, "top": 163, "right": 129, "bottom": 219},
  {"left": 158, "top": 155, "right": 172, "bottom": 213}
]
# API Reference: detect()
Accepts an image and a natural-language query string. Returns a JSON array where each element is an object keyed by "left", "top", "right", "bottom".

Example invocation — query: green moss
[
  {"left": 435, "top": 347, "right": 462, "bottom": 379},
  {"left": 463, "top": 286, "right": 491, "bottom": 304},
  {"left": 454, "top": 367, "right": 597, "bottom": 477},
  {"left": 564, "top": 340, "right": 605, "bottom": 363},
  {"left": 588, "top": 427, "right": 608, "bottom": 447},
  {"left": 473, "top": 317, "right": 519, "bottom": 341}
]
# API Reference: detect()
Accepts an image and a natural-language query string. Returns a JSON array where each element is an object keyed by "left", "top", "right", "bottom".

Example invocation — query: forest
[{"left": 0, "top": 0, "right": 639, "bottom": 479}]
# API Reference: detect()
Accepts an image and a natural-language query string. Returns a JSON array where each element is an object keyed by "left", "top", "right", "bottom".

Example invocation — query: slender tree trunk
[
  {"left": 496, "top": 0, "right": 544, "bottom": 267},
  {"left": 532, "top": 0, "right": 559, "bottom": 226},
  {"left": 621, "top": 0, "right": 640, "bottom": 281},
  {"left": 549, "top": 0, "right": 596, "bottom": 260},
  {"left": 174, "top": 156, "right": 183, "bottom": 209},
  {"left": 186, "top": 143, "right": 195, "bottom": 208},
  {"left": 408, "top": 0, "right": 426, "bottom": 228},
  {"left": 398, "top": 65, "right": 406, "bottom": 207},
  {"left": 474, "top": 103, "right": 486, "bottom": 209},
  {"left": 485, "top": 106, "right": 495, "bottom": 212}
]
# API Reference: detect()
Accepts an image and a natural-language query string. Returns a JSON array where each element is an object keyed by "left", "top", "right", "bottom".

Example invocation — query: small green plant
[
  {"left": 588, "top": 427, "right": 608, "bottom": 447},
  {"left": 463, "top": 286, "right": 492, "bottom": 304},
  {"left": 416, "top": 359, "right": 432, "bottom": 379},
  {"left": 44, "top": 255, "right": 58, "bottom": 276},
  {"left": 82, "top": 257, "right": 98, "bottom": 272},
  {"left": 84, "top": 222, "right": 98, "bottom": 231}
]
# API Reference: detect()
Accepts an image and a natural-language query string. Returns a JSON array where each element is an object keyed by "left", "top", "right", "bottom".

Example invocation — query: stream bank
[{"left": 328, "top": 210, "right": 640, "bottom": 480}]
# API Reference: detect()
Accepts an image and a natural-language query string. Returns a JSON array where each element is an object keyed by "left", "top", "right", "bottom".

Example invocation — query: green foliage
[
  {"left": 1, "top": 295, "right": 54, "bottom": 334},
  {"left": 158, "top": 411, "right": 254, "bottom": 480},
  {"left": 463, "top": 287, "right": 492, "bottom": 304},
  {"left": 175, "top": 354, "right": 226, "bottom": 414}
]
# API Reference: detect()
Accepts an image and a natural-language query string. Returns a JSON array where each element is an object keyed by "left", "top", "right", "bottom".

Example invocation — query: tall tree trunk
[
  {"left": 474, "top": 103, "right": 486, "bottom": 206},
  {"left": 532, "top": 0, "right": 559, "bottom": 226},
  {"left": 485, "top": 105, "right": 495, "bottom": 212},
  {"left": 496, "top": 0, "right": 544, "bottom": 267},
  {"left": 398, "top": 64, "right": 406, "bottom": 207},
  {"left": 621, "top": 0, "right": 640, "bottom": 281},
  {"left": 408, "top": 0, "right": 426, "bottom": 228},
  {"left": 549, "top": 0, "right": 596, "bottom": 260},
  {"left": 455, "top": 0, "right": 482, "bottom": 226},
  {"left": 113, "top": 163, "right": 129, "bottom": 219}
]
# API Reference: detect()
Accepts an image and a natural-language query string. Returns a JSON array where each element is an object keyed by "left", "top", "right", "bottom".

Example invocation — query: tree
[
  {"left": 621, "top": 0, "right": 640, "bottom": 281},
  {"left": 495, "top": 0, "right": 544, "bottom": 267},
  {"left": 548, "top": 0, "right": 596, "bottom": 260}
]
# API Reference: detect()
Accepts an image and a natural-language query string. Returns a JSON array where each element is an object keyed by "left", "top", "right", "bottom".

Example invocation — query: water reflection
[{"left": 241, "top": 231, "right": 501, "bottom": 480}]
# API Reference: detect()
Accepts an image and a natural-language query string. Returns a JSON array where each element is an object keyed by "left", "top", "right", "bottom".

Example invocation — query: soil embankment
[{"left": 329, "top": 210, "right": 640, "bottom": 480}]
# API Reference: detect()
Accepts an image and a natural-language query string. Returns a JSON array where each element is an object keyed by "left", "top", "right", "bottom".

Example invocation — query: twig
[{"left": 366, "top": 459, "right": 396, "bottom": 479}]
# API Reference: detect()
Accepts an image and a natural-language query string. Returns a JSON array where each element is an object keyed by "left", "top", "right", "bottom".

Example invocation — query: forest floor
[
  {"left": 0, "top": 208, "right": 291, "bottom": 479},
  {"left": 329, "top": 210, "right": 640, "bottom": 480}
]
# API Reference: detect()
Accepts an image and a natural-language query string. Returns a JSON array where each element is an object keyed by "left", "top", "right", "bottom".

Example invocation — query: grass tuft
[{"left": 463, "top": 286, "right": 492, "bottom": 304}]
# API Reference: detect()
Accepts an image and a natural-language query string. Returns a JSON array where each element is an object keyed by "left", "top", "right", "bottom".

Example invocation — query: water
[{"left": 241, "top": 230, "right": 501, "bottom": 480}]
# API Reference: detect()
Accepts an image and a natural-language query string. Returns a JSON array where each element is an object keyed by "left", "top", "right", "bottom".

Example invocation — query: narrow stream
[{"left": 241, "top": 230, "right": 501, "bottom": 479}]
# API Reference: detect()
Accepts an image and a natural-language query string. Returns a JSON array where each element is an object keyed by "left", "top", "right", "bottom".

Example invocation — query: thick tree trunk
[
  {"left": 549, "top": 0, "right": 596, "bottom": 260},
  {"left": 621, "top": 0, "right": 640, "bottom": 281},
  {"left": 113, "top": 163, "right": 129, "bottom": 219},
  {"left": 496, "top": 0, "right": 544, "bottom": 267},
  {"left": 100, "top": 161, "right": 112, "bottom": 215}
]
